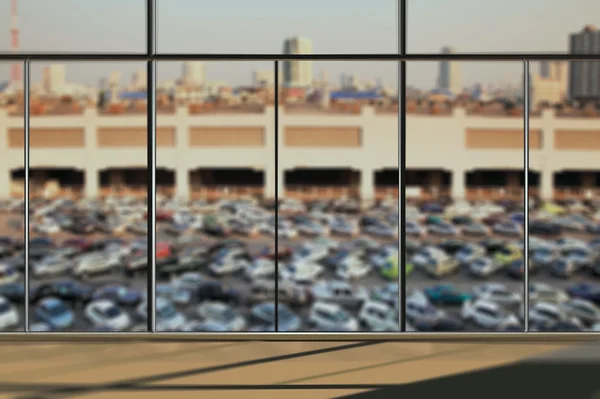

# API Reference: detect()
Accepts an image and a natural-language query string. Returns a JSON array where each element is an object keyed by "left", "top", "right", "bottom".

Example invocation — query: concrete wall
[{"left": 2, "top": 105, "right": 600, "bottom": 200}]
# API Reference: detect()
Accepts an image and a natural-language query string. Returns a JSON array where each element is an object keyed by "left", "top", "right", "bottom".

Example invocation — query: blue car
[
  {"left": 420, "top": 203, "right": 444, "bottom": 214},
  {"left": 510, "top": 213, "right": 525, "bottom": 225},
  {"left": 566, "top": 283, "right": 600, "bottom": 305},
  {"left": 423, "top": 284, "right": 474, "bottom": 305},
  {"left": 92, "top": 285, "right": 142, "bottom": 307},
  {"left": 35, "top": 297, "right": 74, "bottom": 329},
  {"left": 251, "top": 302, "right": 301, "bottom": 332}
]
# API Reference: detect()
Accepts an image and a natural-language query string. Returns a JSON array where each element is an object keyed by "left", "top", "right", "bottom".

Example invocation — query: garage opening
[
  {"left": 374, "top": 169, "right": 399, "bottom": 200},
  {"left": 405, "top": 169, "right": 451, "bottom": 201},
  {"left": 10, "top": 168, "right": 25, "bottom": 198},
  {"left": 554, "top": 170, "right": 600, "bottom": 201},
  {"left": 29, "top": 168, "right": 84, "bottom": 199},
  {"left": 466, "top": 169, "right": 523, "bottom": 201},
  {"left": 189, "top": 168, "right": 264, "bottom": 200},
  {"left": 157, "top": 168, "right": 175, "bottom": 197},
  {"left": 99, "top": 168, "right": 148, "bottom": 198},
  {"left": 284, "top": 168, "right": 359, "bottom": 200}
]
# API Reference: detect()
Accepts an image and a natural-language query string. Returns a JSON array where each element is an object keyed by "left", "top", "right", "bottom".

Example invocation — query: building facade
[{"left": 2, "top": 106, "right": 599, "bottom": 202}]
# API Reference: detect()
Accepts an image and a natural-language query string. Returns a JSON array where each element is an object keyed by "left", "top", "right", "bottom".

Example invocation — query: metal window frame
[{"left": 2, "top": 0, "right": 600, "bottom": 340}]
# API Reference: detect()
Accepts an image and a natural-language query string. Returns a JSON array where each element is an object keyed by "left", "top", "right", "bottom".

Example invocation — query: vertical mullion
[
  {"left": 24, "top": 60, "right": 30, "bottom": 333},
  {"left": 399, "top": 60, "right": 406, "bottom": 332},
  {"left": 147, "top": 0, "right": 156, "bottom": 56},
  {"left": 399, "top": 0, "right": 406, "bottom": 55},
  {"left": 147, "top": 60, "right": 156, "bottom": 333},
  {"left": 274, "top": 60, "right": 279, "bottom": 332},
  {"left": 146, "top": 0, "right": 157, "bottom": 334},
  {"left": 523, "top": 59, "right": 530, "bottom": 333}
]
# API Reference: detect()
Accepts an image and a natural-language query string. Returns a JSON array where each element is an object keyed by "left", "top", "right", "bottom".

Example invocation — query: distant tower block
[{"left": 10, "top": 0, "right": 21, "bottom": 84}]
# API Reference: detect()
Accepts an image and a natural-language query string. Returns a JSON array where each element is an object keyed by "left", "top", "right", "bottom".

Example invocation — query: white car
[
  {"left": 0, "top": 264, "right": 19, "bottom": 285},
  {"left": 0, "top": 296, "right": 19, "bottom": 331},
  {"left": 560, "top": 298, "right": 600, "bottom": 325},
  {"left": 84, "top": 299, "right": 131, "bottom": 331},
  {"left": 335, "top": 257, "right": 371, "bottom": 280},
  {"left": 172, "top": 272, "right": 206, "bottom": 291},
  {"left": 154, "top": 297, "right": 187, "bottom": 331},
  {"left": 32, "top": 256, "right": 73, "bottom": 278},
  {"left": 208, "top": 256, "right": 250, "bottom": 276},
  {"left": 427, "top": 221, "right": 460, "bottom": 236},
  {"left": 411, "top": 246, "right": 447, "bottom": 269},
  {"left": 468, "top": 256, "right": 504, "bottom": 278},
  {"left": 461, "top": 300, "right": 519, "bottom": 329},
  {"left": 196, "top": 301, "right": 246, "bottom": 331},
  {"left": 405, "top": 292, "right": 445, "bottom": 322},
  {"left": 279, "top": 262, "right": 324, "bottom": 284},
  {"left": 358, "top": 300, "right": 398, "bottom": 331},
  {"left": 529, "top": 302, "right": 572, "bottom": 327},
  {"left": 291, "top": 242, "right": 329, "bottom": 264},
  {"left": 278, "top": 220, "right": 298, "bottom": 239},
  {"left": 35, "top": 217, "right": 61, "bottom": 235},
  {"left": 405, "top": 221, "right": 427, "bottom": 237},
  {"left": 244, "top": 258, "right": 275, "bottom": 280},
  {"left": 472, "top": 283, "right": 522, "bottom": 307},
  {"left": 529, "top": 282, "right": 569, "bottom": 304},
  {"left": 296, "top": 220, "right": 329, "bottom": 237},
  {"left": 311, "top": 280, "right": 369, "bottom": 309},
  {"left": 308, "top": 302, "right": 359, "bottom": 331},
  {"left": 73, "top": 252, "right": 120, "bottom": 278}
]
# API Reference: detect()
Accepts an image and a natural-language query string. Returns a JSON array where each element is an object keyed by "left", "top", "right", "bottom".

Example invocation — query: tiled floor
[{"left": 0, "top": 341, "right": 578, "bottom": 399}]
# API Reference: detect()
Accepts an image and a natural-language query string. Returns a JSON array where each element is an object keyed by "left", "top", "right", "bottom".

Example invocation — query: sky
[{"left": 0, "top": 0, "right": 597, "bottom": 89}]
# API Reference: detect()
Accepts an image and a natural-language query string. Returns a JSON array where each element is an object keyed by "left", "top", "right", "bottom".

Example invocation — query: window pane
[
  {"left": 278, "top": 61, "right": 399, "bottom": 332},
  {"left": 405, "top": 61, "right": 525, "bottom": 332},
  {"left": 528, "top": 60, "right": 600, "bottom": 333},
  {"left": 157, "top": 0, "right": 398, "bottom": 54},
  {"left": 0, "top": 63, "right": 25, "bottom": 332},
  {"left": 156, "top": 61, "right": 276, "bottom": 332},
  {"left": 407, "top": 0, "right": 600, "bottom": 54},
  {"left": 1, "top": 1, "right": 145, "bottom": 53},
  {"left": 28, "top": 62, "right": 148, "bottom": 332}
]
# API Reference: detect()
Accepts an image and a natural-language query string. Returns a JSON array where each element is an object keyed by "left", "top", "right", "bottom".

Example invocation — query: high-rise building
[
  {"left": 529, "top": 61, "right": 568, "bottom": 108},
  {"left": 42, "top": 64, "right": 66, "bottom": 94},
  {"left": 282, "top": 37, "right": 313, "bottom": 88},
  {"left": 437, "top": 46, "right": 462, "bottom": 95},
  {"left": 569, "top": 25, "right": 600, "bottom": 102},
  {"left": 253, "top": 70, "right": 273, "bottom": 87},
  {"left": 182, "top": 62, "right": 205, "bottom": 87},
  {"left": 108, "top": 71, "right": 121, "bottom": 88},
  {"left": 131, "top": 68, "right": 147, "bottom": 90}
]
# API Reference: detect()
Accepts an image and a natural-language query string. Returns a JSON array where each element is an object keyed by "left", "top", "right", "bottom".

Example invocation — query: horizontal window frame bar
[
  {"left": 0, "top": 333, "right": 598, "bottom": 342},
  {"left": 2, "top": 53, "right": 600, "bottom": 61}
]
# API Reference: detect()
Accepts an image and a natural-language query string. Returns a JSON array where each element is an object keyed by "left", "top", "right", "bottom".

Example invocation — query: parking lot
[
  {"left": 3, "top": 195, "right": 600, "bottom": 333},
  {"left": 0, "top": 196, "right": 400, "bottom": 332}
]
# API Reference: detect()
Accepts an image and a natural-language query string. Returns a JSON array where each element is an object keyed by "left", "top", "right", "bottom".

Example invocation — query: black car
[
  {"left": 415, "top": 317, "right": 465, "bottom": 332},
  {"left": 537, "top": 321, "right": 584, "bottom": 332},
  {"left": 30, "top": 281, "right": 94, "bottom": 305},
  {"left": 195, "top": 281, "right": 241, "bottom": 304},
  {"left": 2, "top": 252, "right": 25, "bottom": 273},
  {"left": 30, "top": 237, "right": 55, "bottom": 249},
  {"left": 0, "top": 282, "right": 25, "bottom": 304},
  {"left": 529, "top": 221, "right": 562, "bottom": 236},
  {"left": 437, "top": 239, "right": 465, "bottom": 256},
  {"left": 479, "top": 238, "right": 507, "bottom": 254},
  {"left": 28, "top": 247, "right": 54, "bottom": 262}
]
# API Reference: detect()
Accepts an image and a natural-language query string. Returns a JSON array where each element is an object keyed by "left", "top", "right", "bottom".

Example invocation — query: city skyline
[{"left": 0, "top": 1, "right": 598, "bottom": 89}]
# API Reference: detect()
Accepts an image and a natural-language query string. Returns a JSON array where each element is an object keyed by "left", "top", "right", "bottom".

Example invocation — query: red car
[
  {"left": 60, "top": 237, "right": 93, "bottom": 251},
  {"left": 144, "top": 209, "right": 172, "bottom": 222}
]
